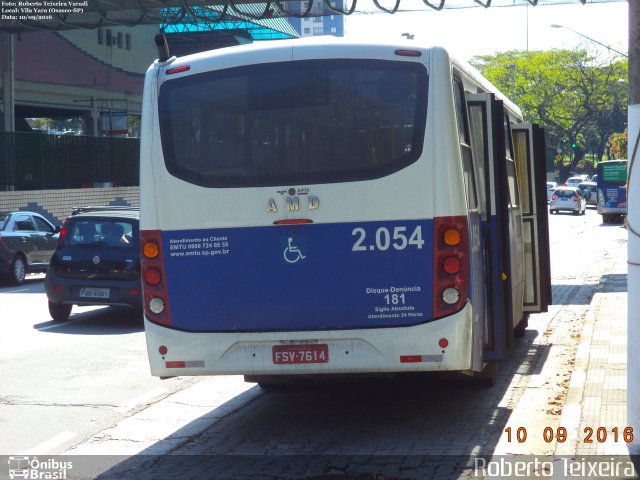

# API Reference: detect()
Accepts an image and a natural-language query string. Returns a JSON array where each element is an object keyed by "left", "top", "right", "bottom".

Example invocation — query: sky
[{"left": 343, "top": 1, "right": 629, "bottom": 62}]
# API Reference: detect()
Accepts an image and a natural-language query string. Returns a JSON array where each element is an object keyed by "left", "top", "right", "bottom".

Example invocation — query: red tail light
[
  {"left": 551, "top": 195, "right": 557, "bottom": 201},
  {"left": 433, "top": 216, "right": 468, "bottom": 319},
  {"left": 573, "top": 197, "right": 579, "bottom": 202},
  {"left": 57, "top": 219, "right": 69, "bottom": 247},
  {"left": 141, "top": 230, "right": 172, "bottom": 326},
  {"left": 166, "top": 65, "right": 190, "bottom": 75}
]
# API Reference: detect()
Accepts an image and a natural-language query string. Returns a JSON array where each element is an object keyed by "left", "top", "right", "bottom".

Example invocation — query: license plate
[
  {"left": 79, "top": 287, "right": 110, "bottom": 299},
  {"left": 273, "top": 344, "right": 329, "bottom": 364}
]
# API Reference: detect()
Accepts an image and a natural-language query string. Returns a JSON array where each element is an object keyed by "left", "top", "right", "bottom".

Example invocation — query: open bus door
[
  {"left": 467, "top": 94, "right": 515, "bottom": 362},
  {"left": 512, "top": 123, "right": 552, "bottom": 315}
]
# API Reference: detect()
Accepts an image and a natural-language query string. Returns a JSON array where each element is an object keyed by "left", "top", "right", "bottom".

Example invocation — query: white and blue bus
[
  {"left": 139, "top": 37, "right": 551, "bottom": 385},
  {"left": 597, "top": 159, "right": 628, "bottom": 224}
]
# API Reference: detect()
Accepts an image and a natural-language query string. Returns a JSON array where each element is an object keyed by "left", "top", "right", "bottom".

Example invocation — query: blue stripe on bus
[{"left": 161, "top": 220, "right": 435, "bottom": 332}]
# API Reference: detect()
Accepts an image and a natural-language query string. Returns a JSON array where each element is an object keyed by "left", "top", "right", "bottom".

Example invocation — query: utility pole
[{"left": 627, "top": 0, "right": 640, "bottom": 453}]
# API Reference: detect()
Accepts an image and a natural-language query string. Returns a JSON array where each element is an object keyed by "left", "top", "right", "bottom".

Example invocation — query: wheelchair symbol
[{"left": 284, "top": 237, "right": 306, "bottom": 264}]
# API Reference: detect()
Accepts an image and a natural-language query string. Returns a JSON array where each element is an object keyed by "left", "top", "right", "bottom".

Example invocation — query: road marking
[
  {"left": 23, "top": 431, "right": 76, "bottom": 455},
  {"left": 114, "top": 388, "right": 167, "bottom": 413}
]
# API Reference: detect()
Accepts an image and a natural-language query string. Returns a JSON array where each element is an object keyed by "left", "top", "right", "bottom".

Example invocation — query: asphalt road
[{"left": 0, "top": 278, "right": 202, "bottom": 455}]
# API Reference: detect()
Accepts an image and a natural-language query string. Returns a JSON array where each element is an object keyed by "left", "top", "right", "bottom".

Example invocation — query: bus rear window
[{"left": 158, "top": 59, "right": 428, "bottom": 187}]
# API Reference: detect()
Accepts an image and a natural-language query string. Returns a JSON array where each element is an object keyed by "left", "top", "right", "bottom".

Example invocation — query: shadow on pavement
[
  {"left": 88, "top": 331, "right": 549, "bottom": 479},
  {"left": 34, "top": 306, "right": 143, "bottom": 335}
]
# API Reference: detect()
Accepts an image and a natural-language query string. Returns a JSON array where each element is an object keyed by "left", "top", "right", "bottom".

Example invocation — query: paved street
[
  {"left": 0, "top": 279, "right": 203, "bottom": 455},
  {"left": 0, "top": 207, "right": 631, "bottom": 479}
]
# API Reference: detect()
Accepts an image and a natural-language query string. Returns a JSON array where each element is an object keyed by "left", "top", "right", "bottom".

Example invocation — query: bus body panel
[
  {"left": 162, "top": 219, "right": 434, "bottom": 331},
  {"left": 140, "top": 38, "right": 548, "bottom": 379},
  {"left": 143, "top": 44, "right": 468, "bottom": 334},
  {"left": 144, "top": 303, "right": 474, "bottom": 376}
]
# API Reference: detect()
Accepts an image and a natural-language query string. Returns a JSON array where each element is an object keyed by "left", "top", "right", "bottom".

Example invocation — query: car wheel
[
  {"left": 9, "top": 255, "right": 26, "bottom": 285},
  {"left": 49, "top": 302, "right": 72, "bottom": 322}
]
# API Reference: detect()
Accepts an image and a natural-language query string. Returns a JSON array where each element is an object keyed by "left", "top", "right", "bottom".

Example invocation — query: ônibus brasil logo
[{"left": 7, "top": 456, "right": 73, "bottom": 479}]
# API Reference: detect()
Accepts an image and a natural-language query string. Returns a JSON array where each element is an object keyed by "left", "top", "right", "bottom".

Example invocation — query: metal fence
[{"left": 0, "top": 132, "right": 140, "bottom": 191}]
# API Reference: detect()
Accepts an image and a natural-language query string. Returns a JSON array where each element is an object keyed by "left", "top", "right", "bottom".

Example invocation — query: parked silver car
[{"left": 549, "top": 187, "right": 587, "bottom": 215}]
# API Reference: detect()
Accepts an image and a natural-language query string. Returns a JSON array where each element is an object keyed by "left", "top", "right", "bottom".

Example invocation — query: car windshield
[
  {"left": 67, "top": 219, "right": 138, "bottom": 248},
  {"left": 0, "top": 214, "right": 7, "bottom": 230}
]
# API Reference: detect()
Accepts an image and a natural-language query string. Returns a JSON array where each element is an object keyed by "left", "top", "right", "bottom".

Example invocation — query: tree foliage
[
  {"left": 609, "top": 129, "right": 628, "bottom": 159},
  {"left": 470, "top": 49, "right": 628, "bottom": 177}
]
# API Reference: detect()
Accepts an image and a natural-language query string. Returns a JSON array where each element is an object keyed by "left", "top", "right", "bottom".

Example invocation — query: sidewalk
[{"left": 552, "top": 230, "right": 629, "bottom": 457}]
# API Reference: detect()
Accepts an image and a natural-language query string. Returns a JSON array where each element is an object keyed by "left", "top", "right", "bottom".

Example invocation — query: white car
[
  {"left": 565, "top": 175, "right": 589, "bottom": 187},
  {"left": 549, "top": 187, "right": 587, "bottom": 215}
]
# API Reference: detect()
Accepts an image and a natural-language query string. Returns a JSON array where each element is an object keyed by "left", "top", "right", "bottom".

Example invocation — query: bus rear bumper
[{"left": 144, "top": 304, "right": 476, "bottom": 378}]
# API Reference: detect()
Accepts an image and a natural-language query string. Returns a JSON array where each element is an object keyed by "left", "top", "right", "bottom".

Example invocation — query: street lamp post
[{"left": 550, "top": 24, "right": 628, "bottom": 58}]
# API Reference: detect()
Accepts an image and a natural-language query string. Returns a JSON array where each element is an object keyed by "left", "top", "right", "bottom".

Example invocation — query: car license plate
[
  {"left": 79, "top": 287, "right": 110, "bottom": 299},
  {"left": 273, "top": 344, "right": 329, "bottom": 364}
]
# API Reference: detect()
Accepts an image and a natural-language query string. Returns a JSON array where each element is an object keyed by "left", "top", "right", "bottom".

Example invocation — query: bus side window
[
  {"left": 504, "top": 116, "right": 520, "bottom": 209},
  {"left": 468, "top": 103, "right": 488, "bottom": 221},
  {"left": 453, "top": 78, "right": 478, "bottom": 211}
]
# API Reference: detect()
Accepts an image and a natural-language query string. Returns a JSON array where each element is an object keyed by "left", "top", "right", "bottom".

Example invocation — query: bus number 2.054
[{"left": 352, "top": 226, "right": 425, "bottom": 252}]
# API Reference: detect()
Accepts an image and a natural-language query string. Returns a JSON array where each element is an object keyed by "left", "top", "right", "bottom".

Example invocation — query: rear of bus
[
  {"left": 597, "top": 159, "right": 628, "bottom": 224},
  {"left": 140, "top": 38, "right": 477, "bottom": 379}
]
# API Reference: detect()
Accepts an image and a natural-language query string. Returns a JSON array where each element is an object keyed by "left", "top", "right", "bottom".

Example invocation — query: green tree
[
  {"left": 609, "top": 129, "right": 628, "bottom": 159},
  {"left": 470, "top": 49, "right": 628, "bottom": 178}
]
